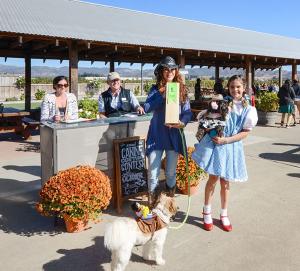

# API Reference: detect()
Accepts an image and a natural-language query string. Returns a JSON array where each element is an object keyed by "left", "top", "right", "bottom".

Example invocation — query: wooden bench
[{"left": 22, "top": 117, "right": 40, "bottom": 139}]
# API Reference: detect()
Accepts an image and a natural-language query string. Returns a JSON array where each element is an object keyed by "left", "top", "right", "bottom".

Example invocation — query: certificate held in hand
[{"left": 165, "top": 82, "right": 180, "bottom": 125}]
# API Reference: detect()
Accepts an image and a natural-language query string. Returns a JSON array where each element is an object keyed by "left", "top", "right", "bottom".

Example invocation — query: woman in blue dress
[
  {"left": 192, "top": 75, "right": 258, "bottom": 231},
  {"left": 144, "top": 56, "right": 192, "bottom": 205}
]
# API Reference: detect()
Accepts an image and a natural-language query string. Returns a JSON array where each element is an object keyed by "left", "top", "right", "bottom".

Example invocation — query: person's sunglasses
[
  {"left": 56, "top": 84, "right": 69, "bottom": 88},
  {"left": 163, "top": 68, "right": 176, "bottom": 73},
  {"left": 110, "top": 79, "right": 120, "bottom": 83}
]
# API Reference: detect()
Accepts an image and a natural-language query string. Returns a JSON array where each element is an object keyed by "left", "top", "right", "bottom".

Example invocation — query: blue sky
[{"left": 1, "top": 0, "right": 299, "bottom": 69}]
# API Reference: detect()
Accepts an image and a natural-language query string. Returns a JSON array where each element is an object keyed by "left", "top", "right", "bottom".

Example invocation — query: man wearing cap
[{"left": 98, "top": 72, "right": 145, "bottom": 118}]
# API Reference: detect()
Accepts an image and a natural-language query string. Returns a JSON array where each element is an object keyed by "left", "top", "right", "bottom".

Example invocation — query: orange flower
[
  {"left": 36, "top": 166, "right": 112, "bottom": 220},
  {"left": 175, "top": 147, "right": 207, "bottom": 191}
]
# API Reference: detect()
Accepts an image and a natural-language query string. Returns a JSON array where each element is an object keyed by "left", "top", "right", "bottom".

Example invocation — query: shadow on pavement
[
  {"left": 43, "top": 236, "right": 110, "bottom": 271},
  {"left": 0, "top": 130, "right": 39, "bottom": 144},
  {"left": 15, "top": 141, "right": 40, "bottom": 152},
  {"left": 259, "top": 143, "right": 300, "bottom": 166},
  {"left": 0, "top": 178, "right": 62, "bottom": 236},
  {"left": 287, "top": 173, "right": 300, "bottom": 179},
  {"left": 3, "top": 165, "right": 41, "bottom": 177},
  {"left": 173, "top": 210, "right": 224, "bottom": 231}
]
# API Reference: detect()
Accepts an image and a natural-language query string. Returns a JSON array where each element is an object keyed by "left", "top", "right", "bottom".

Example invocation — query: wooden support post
[
  {"left": 110, "top": 61, "right": 115, "bottom": 72},
  {"left": 177, "top": 52, "right": 185, "bottom": 83},
  {"left": 215, "top": 65, "right": 220, "bottom": 81},
  {"left": 292, "top": 63, "right": 298, "bottom": 81},
  {"left": 68, "top": 40, "right": 78, "bottom": 98},
  {"left": 140, "top": 63, "right": 143, "bottom": 96},
  {"left": 25, "top": 55, "right": 31, "bottom": 112},
  {"left": 279, "top": 67, "right": 283, "bottom": 87},
  {"left": 177, "top": 55, "right": 185, "bottom": 69},
  {"left": 251, "top": 66, "right": 255, "bottom": 87},
  {"left": 245, "top": 57, "right": 252, "bottom": 94}
]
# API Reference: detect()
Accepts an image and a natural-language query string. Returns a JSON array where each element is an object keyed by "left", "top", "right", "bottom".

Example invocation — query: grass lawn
[
  {"left": 3, "top": 101, "right": 41, "bottom": 110},
  {"left": 3, "top": 95, "right": 147, "bottom": 111}
]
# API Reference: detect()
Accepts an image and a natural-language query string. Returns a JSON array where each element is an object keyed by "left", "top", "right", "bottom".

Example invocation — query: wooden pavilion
[{"left": 1, "top": 0, "right": 300, "bottom": 111}]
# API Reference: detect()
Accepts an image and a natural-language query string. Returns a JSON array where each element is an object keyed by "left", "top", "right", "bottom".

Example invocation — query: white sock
[
  {"left": 220, "top": 209, "right": 230, "bottom": 226},
  {"left": 203, "top": 205, "right": 212, "bottom": 224}
]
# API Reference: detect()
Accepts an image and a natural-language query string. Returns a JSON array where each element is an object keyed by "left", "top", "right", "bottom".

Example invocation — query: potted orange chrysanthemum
[
  {"left": 176, "top": 147, "right": 207, "bottom": 195},
  {"left": 36, "top": 165, "right": 112, "bottom": 232}
]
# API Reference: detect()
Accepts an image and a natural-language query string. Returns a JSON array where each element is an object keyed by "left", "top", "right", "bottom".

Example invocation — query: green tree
[
  {"left": 86, "top": 79, "right": 103, "bottom": 97},
  {"left": 35, "top": 89, "right": 46, "bottom": 100},
  {"left": 15, "top": 76, "right": 25, "bottom": 90}
]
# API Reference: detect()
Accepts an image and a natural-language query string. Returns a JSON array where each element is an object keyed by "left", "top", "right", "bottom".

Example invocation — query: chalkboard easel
[{"left": 113, "top": 136, "right": 148, "bottom": 213}]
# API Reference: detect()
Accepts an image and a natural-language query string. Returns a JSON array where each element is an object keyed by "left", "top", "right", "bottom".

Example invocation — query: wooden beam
[
  {"left": 279, "top": 67, "right": 283, "bottom": 87},
  {"left": 9, "top": 36, "right": 34, "bottom": 49},
  {"left": 110, "top": 61, "right": 115, "bottom": 72},
  {"left": 251, "top": 66, "right": 255, "bottom": 88},
  {"left": 215, "top": 65, "right": 220, "bottom": 81},
  {"left": 177, "top": 52, "right": 185, "bottom": 68},
  {"left": 25, "top": 55, "right": 31, "bottom": 111},
  {"left": 245, "top": 57, "right": 252, "bottom": 93},
  {"left": 68, "top": 40, "right": 78, "bottom": 98},
  {"left": 292, "top": 63, "right": 298, "bottom": 81},
  {"left": 32, "top": 42, "right": 51, "bottom": 51}
]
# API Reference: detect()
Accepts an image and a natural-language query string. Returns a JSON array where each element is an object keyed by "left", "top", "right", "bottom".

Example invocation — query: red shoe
[
  {"left": 202, "top": 211, "right": 213, "bottom": 231},
  {"left": 220, "top": 215, "right": 232, "bottom": 232}
]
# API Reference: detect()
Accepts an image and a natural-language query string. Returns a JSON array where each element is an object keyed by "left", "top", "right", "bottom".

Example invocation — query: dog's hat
[{"left": 211, "top": 94, "right": 224, "bottom": 101}]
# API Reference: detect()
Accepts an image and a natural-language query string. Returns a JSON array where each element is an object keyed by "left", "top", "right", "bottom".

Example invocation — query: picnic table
[{"left": 0, "top": 107, "right": 38, "bottom": 139}]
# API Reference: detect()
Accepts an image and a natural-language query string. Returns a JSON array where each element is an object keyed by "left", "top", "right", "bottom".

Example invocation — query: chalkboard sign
[{"left": 113, "top": 136, "right": 148, "bottom": 213}]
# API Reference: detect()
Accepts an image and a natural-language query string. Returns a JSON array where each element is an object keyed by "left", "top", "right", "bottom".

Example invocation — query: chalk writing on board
[{"left": 116, "top": 138, "right": 148, "bottom": 197}]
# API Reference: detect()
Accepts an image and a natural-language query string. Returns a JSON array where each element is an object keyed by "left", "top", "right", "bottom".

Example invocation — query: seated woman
[{"left": 40, "top": 76, "right": 78, "bottom": 122}]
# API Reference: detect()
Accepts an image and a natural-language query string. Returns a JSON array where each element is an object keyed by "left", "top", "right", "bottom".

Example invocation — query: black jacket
[
  {"left": 292, "top": 83, "right": 300, "bottom": 96},
  {"left": 277, "top": 85, "right": 295, "bottom": 106},
  {"left": 101, "top": 87, "right": 133, "bottom": 117}
]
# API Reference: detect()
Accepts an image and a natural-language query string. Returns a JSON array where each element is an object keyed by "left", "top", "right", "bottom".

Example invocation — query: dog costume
[
  {"left": 131, "top": 202, "right": 154, "bottom": 220},
  {"left": 136, "top": 215, "right": 167, "bottom": 235},
  {"left": 196, "top": 96, "right": 229, "bottom": 141}
]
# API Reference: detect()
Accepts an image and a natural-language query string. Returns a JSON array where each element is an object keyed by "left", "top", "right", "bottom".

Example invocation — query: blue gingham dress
[{"left": 192, "top": 105, "right": 252, "bottom": 182}]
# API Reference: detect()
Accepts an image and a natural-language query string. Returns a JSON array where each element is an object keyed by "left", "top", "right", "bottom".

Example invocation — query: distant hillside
[{"left": 0, "top": 64, "right": 295, "bottom": 79}]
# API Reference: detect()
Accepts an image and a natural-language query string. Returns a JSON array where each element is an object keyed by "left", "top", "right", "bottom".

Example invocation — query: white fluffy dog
[{"left": 104, "top": 193, "right": 177, "bottom": 271}]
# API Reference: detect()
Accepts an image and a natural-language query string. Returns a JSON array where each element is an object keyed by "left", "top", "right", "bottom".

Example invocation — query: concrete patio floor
[{"left": 0, "top": 121, "right": 299, "bottom": 271}]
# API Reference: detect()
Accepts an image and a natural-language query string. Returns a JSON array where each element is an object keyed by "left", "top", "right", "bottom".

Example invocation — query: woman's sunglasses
[
  {"left": 56, "top": 84, "right": 69, "bottom": 88},
  {"left": 163, "top": 68, "right": 176, "bottom": 73}
]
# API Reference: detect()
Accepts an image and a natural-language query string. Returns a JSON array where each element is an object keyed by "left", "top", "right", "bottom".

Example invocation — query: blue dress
[{"left": 192, "top": 105, "right": 252, "bottom": 182}]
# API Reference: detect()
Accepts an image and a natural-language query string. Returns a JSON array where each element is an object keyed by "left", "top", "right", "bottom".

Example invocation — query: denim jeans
[{"left": 148, "top": 150, "right": 179, "bottom": 192}]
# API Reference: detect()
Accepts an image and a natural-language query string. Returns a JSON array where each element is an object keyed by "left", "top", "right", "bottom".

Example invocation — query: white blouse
[
  {"left": 232, "top": 101, "right": 258, "bottom": 130},
  {"left": 40, "top": 92, "right": 78, "bottom": 122}
]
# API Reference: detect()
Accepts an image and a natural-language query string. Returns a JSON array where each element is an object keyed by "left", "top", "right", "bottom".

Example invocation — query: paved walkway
[{"left": 0, "top": 122, "right": 299, "bottom": 271}]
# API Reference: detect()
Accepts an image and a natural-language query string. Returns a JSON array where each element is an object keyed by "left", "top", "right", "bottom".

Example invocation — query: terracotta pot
[
  {"left": 178, "top": 183, "right": 200, "bottom": 195},
  {"left": 63, "top": 214, "right": 88, "bottom": 233}
]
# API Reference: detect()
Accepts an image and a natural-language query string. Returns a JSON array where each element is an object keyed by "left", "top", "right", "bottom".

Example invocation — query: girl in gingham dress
[{"left": 192, "top": 75, "right": 258, "bottom": 231}]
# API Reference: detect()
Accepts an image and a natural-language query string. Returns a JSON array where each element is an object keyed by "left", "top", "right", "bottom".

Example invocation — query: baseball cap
[{"left": 107, "top": 72, "right": 121, "bottom": 82}]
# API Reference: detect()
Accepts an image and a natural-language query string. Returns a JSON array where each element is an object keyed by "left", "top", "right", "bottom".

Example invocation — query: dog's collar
[{"left": 152, "top": 208, "right": 170, "bottom": 224}]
